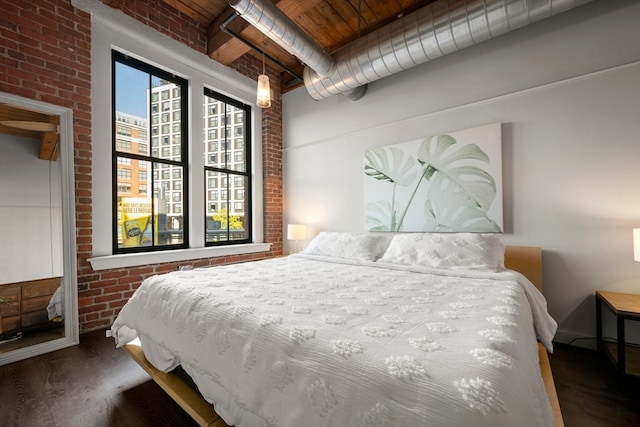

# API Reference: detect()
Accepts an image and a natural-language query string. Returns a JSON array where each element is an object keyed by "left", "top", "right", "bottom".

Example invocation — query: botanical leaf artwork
[{"left": 365, "top": 124, "right": 503, "bottom": 232}]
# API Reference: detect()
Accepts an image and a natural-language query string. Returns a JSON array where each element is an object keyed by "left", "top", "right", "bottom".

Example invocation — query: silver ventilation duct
[
  {"left": 229, "top": 0, "right": 335, "bottom": 77},
  {"left": 231, "top": 0, "right": 593, "bottom": 101}
]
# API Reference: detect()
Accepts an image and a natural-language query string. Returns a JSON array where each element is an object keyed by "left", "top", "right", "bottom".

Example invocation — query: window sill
[{"left": 88, "top": 243, "right": 272, "bottom": 271}]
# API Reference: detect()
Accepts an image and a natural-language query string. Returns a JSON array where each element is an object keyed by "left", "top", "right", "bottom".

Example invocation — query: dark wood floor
[
  {"left": 1, "top": 330, "right": 639, "bottom": 427},
  {"left": 549, "top": 342, "right": 640, "bottom": 427}
]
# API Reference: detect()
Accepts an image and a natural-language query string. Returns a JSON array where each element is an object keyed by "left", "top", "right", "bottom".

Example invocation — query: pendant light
[{"left": 256, "top": 50, "right": 271, "bottom": 108}]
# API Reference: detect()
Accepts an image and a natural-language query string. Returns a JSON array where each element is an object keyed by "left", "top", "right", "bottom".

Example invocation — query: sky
[{"left": 115, "top": 62, "right": 150, "bottom": 118}]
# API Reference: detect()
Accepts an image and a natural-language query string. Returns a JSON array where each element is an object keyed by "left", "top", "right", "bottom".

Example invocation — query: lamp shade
[
  {"left": 634, "top": 228, "right": 640, "bottom": 262},
  {"left": 287, "top": 224, "right": 306, "bottom": 241},
  {"left": 256, "top": 74, "right": 271, "bottom": 108}
]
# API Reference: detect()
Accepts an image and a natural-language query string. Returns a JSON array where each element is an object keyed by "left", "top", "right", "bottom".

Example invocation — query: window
[
  {"left": 204, "top": 88, "right": 251, "bottom": 245},
  {"left": 113, "top": 51, "right": 188, "bottom": 253},
  {"left": 116, "top": 139, "right": 131, "bottom": 151}
]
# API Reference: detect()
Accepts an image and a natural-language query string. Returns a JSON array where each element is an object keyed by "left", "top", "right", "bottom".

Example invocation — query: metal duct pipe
[
  {"left": 304, "top": 0, "right": 593, "bottom": 100},
  {"left": 232, "top": 0, "right": 593, "bottom": 101},
  {"left": 229, "top": 0, "right": 335, "bottom": 77}
]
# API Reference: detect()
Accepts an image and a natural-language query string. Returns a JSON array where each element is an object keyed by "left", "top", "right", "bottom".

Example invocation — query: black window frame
[
  {"left": 204, "top": 88, "right": 252, "bottom": 246},
  {"left": 112, "top": 50, "right": 189, "bottom": 254}
]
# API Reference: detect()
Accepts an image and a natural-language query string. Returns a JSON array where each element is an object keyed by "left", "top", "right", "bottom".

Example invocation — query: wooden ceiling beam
[
  {"left": 39, "top": 132, "right": 59, "bottom": 161},
  {"left": 207, "top": 7, "right": 252, "bottom": 64},
  {"left": 207, "top": 0, "right": 324, "bottom": 66}
]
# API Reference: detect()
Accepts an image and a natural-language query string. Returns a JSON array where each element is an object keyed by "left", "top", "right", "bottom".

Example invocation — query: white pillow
[
  {"left": 301, "top": 232, "right": 392, "bottom": 262},
  {"left": 377, "top": 233, "right": 504, "bottom": 271}
]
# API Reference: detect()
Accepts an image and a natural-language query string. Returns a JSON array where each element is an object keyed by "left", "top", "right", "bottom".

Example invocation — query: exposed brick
[
  {"left": 95, "top": 294, "right": 122, "bottom": 304},
  {"left": 1, "top": 0, "right": 283, "bottom": 333}
]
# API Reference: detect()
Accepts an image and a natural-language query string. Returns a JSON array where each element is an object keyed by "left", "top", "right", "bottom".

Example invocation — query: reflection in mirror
[{"left": 0, "top": 93, "right": 78, "bottom": 365}]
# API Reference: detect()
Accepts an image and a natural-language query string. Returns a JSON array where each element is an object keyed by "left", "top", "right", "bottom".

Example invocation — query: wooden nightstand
[{"left": 595, "top": 290, "right": 640, "bottom": 377}]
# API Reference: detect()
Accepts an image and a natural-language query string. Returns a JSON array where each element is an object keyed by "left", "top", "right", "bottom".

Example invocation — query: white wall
[
  {"left": 0, "top": 135, "right": 63, "bottom": 284},
  {"left": 282, "top": 0, "right": 640, "bottom": 347}
]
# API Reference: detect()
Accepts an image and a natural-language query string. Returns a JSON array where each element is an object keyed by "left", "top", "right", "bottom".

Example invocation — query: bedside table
[{"left": 595, "top": 290, "right": 640, "bottom": 377}]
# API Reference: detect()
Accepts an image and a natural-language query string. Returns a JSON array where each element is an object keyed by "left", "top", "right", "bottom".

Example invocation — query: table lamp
[{"left": 287, "top": 224, "right": 306, "bottom": 254}]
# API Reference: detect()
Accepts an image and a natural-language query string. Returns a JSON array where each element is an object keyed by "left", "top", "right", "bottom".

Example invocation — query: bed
[
  {"left": 111, "top": 232, "right": 562, "bottom": 427},
  {"left": 47, "top": 285, "right": 64, "bottom": 322}
]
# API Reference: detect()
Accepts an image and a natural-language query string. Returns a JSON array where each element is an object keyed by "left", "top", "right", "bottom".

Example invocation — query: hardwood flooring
[
  {"left": 0, "top": 330, "right": 639, "bottom": 427},
  {"left": 0, "top": 329, "right": 198, "bottom": 427},
  {"left": 549, "top": 343, "right": 640, "bottom": 427}
]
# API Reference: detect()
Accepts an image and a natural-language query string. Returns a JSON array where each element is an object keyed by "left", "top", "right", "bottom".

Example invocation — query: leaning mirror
[{"left": 0, "top": 92, "right": 79, "bottom": 365}]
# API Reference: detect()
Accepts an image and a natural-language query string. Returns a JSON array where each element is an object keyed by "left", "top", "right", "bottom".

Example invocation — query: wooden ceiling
[
  {"left": 161, "top": 0, "right": 436, "bottom": 91},
  {"left": 0, "top": 104, "right": 60, "bottom": 160}
]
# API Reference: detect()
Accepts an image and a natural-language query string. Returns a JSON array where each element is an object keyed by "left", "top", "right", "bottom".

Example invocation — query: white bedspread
[
  {"left": 47, "top": 285, "right": 63, "bottom": 320},
  {"left": 111, "top": 255, "right": 557, "bottom": 427}
]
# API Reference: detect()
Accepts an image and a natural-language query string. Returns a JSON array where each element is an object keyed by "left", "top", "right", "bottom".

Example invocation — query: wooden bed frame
[
  {"left": 124, "top": 246, "right": 563, "bottom": 427},
  {"left": 504, "top": 246, "right": 564, "bottom": 427}
]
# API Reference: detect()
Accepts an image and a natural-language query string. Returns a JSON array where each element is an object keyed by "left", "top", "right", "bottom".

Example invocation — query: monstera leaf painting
[{"left": 365, "top": 123, "right": 503, "bottom": 232}]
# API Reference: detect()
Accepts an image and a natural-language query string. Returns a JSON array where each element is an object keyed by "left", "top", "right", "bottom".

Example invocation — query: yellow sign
[{"left": 119, "top": 198, "right": 153, "bottom": 247}]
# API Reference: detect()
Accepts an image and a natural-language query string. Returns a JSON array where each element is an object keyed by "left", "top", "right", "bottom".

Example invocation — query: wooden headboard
[{"left": 504, "top": 246, "right": 543, "bottom": 292}]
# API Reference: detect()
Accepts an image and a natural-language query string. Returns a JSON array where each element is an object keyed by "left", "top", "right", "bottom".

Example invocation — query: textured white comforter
[{"left": 111, "top": 254, "right": 557, "bottom": 427}]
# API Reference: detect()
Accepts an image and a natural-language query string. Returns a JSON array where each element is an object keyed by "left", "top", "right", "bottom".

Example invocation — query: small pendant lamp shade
[{"left": 256, "top": 74, "right": 271, "bottom": 108}]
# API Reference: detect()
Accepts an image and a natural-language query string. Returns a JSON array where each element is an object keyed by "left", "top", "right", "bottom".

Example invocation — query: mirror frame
[{"left": 0, "top": 92, "right": 79, "bottom": 365}]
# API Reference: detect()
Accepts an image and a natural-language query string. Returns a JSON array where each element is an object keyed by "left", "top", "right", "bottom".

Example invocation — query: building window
[
  {"left": 204, "top": 88, "right": 251, "bottom": 245},
  {"left": 113, "top": 50, "right": 188, "bottom": 253},
  {"left": 116, "top": 139, "right": 131, "bottom": 151}
]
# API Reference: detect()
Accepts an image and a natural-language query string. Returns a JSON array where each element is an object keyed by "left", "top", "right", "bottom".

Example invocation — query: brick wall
[
  {"left": 0, "top": 0, "right": 283, "bottom": 332},
  {"left": 96, "top": 0, "right": 207, "bottom": 54},
  {"left": 232, "top": 54, "right": 284, "bottom": 255}
]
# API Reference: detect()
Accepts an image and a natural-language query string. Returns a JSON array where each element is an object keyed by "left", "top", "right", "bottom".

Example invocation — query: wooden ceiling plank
[
  {"left": 324, "top": 0, "right": 398, "bottom": 42},
  {"left": 300, "top": 4, "right": 353, "bottom": 48},
  {"left": 367, "top": 0, "right": 400, "bottom": 21},
  {"left": 277, "top": 0, "right": 325, "bottom": 22},
  {"left": 347, "top": 0, "right": 379, "bottom": 28},
  {"left": 323, "top": 0, "right": 434, "bottom": 52},
  {"left": 160, "top": 0, "right": 220, "bottom": 25}
]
